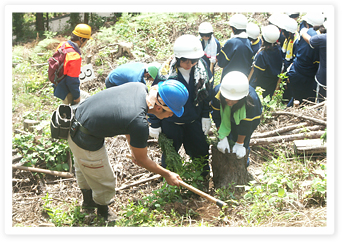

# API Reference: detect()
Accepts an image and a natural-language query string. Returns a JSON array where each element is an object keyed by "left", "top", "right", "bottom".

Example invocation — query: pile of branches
[{"left": 250, "top": 100, "right": 327, "bottom": 148}]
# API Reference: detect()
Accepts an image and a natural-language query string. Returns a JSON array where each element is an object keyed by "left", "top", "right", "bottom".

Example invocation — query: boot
[
  {"left": 96, "top": 204, "right": 119, "bottom": 223},
  {"left": 81, "top": 189, "right": 97, "bottom": 212}
]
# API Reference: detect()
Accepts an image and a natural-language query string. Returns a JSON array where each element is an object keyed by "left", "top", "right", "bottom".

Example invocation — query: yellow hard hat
[{"left": 72, "top": 24, "right": 92, "bottom": 39}]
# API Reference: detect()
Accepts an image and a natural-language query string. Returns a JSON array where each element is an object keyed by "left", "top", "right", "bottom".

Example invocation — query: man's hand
[{"left": 164, "top": 171, "right": 182, "bottom": 187}]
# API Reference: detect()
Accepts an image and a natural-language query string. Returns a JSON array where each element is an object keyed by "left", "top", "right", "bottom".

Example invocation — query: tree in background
[
  {"left": 12, "top": 13, "right": 24, "bottom": 39},
  {"left": 69, "top": 13, "right": 81, "bottom": 30}
]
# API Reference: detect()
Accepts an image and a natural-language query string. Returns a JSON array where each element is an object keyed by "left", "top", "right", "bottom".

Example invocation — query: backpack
[{"left": 48, "top": 42, "right": 75, "bottom": 85}]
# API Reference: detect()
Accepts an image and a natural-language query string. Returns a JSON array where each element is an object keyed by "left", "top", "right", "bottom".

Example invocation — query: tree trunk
[
  {"left": 12, "top": 13, "right": 24, "bottom": 39},
  {"left": 35, "top": 13, "right": 44, "bottom": 32},
  {"left": 45, "top": 13, "right": 49, "bottom": 31},
  {"left": 84, "top": 13, "right": 89, "bottom": 24},
  {"left": 211, "top": 146, "right": 250, "bottom": 191}
]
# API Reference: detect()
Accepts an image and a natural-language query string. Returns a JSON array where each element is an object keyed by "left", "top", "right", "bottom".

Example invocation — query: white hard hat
[
  {"left": 220, "top": 71, "right": 249, "bottom": 100},
  {"left": 302, "top": 12, "right": 325, "bottom": 26},
  {"left": 229, "top": 14, "right": 248, "bottom": 30},
  {"left": 323, "top": 20, "right": 328, "bottom": 29},
  {"left": 283, "top": 17, "right": 298, "bottom": 33},
  {"left": 246, "top": 22, "right": 260, "bottom": 39},
  {"left": 199, "top": 22, "right": 213, "bottom": 34},
  {"left": 268, "top": 13, "right": 289, "bottom": 29},
  {"left": 173, "top": 34, "right": 204, "bottom": 59},
  {"left": 262, "top": 25, "right": 280, "bottom": 44}
]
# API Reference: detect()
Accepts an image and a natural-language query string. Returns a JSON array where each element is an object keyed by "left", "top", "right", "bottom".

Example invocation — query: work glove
[
  {"left": 210, "top": 57, "right": 216, "bottom": 64},
  {"left": 232, "top": 142, "right": 246, "bottom": 159},
  {"left": 149, "top": 127, "right": 161, "bottom": 139},
  {"left": 217, "top": 137, "right": 230, "bottom": 154},
  {"left": 300, "top": 27, "right": 308, "bottom": 37},
  {"left": 201, "top": 118, "right": 211, "bottom": 135}
]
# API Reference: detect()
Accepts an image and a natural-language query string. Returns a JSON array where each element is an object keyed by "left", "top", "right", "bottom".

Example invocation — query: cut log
[
  {"left": 282, "top": 125, "right": 325, "bottom": 135},
  {"left": 250, "top": 131, "right": 325, "bottom": 146},
  {"left": 211, "top": 146, "right": 249, "bottom": 190},
  {"left": 116, "top": 174, "right": 162, "bottom": 191},
  {"left": 251, "top": 122, "right": 308, "bottom": 139},
  {"left": 271, "top": 111, "right": 327, "bottom": 126},
  {"left": 293, "top": 139, "right": 326, "bottom": 155},
  {"left": 12, "top": 165, "right": 74, "bottom": 178}
]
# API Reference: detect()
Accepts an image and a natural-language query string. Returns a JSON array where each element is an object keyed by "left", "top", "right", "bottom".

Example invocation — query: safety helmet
[
  {"left": 268, "top": 13, "right": 289, "bottom": 29},
  {"left": 198, "top": 22, "right": 213, "bottom": 34},
  {"left": 229, "top": 14, "right": 248, "bottom": 30},
  {"left": 146, "top": 62, "right": 161, "bottom": 80},
  {"left": 283, "top": 17, "right": 298, "bottom": 33},
  {"left": 220, "top": 71, "right": 249, "bottom": 100},
  {"left": 158, "top": 80, "right": 189, "bottom": 117},
  {"left": 262, "top": 25, "right": 280, "bottom": 44},
  {"left": 173, "top": 34, "right": 204, "bottom": 59},
  {"left": 72, "top": 24, "right": 92, "bottom": 39},
  {"left": 246, "top": 22, "right": 260, "bottom": 39},
  {"left": 323, "top": 20, "right": 328, "bottom": 29},
  {"left": 302, "top": 13, "right": 325, "bottom": 26},
  {"left": 286, "top": 12, "right": 300, "bottom": 19}
]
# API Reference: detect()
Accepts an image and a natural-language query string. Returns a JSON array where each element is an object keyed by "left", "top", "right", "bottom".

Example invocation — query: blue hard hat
[{"left": 158, "top": 80, "right": 189, "bottom": 117}]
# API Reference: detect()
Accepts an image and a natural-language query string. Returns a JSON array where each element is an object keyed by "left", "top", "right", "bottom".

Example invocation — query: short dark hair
[
  {"left": 70, "top": 33, "right": 87, "bottom": 42},
  {"left": 231, "top": 26, "right": 246, "bottom": 35}
]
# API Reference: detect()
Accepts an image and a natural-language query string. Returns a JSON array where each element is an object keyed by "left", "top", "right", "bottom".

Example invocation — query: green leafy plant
[{"left": 12, "top": 133, "right": 71, "bottom": 172}]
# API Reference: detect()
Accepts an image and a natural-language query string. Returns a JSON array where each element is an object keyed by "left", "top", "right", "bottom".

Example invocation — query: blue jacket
[
  {"left": 106, "top": 62, "right": 146, "bottom": 86},
  {"left": 217, "top": 34, "right": 254, "bottom": 79},
  {"left": 211, "top": 85, "right": 262, "bottom": 145},
  {"left": 149, "top": 59, "right": 212, "bottom": 128},
  {"left": 250, "top": 45, "right": 283, "bottom": 97},
  {"left": 291, "top": 28, "right": 319, "bottom": 77},
  {"left": 251, "top": 37, "right": 262, "bottom": 57}
]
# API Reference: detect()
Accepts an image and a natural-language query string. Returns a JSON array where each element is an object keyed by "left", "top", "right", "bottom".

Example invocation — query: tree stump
[{"left": 211, "top": 146, "right": 249, "bottom": 190}]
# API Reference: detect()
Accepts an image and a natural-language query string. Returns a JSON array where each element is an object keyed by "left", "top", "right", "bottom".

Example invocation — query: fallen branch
[
  {"left": 271, "top": 111, "right": 327, "bottom": 126},
  {"left": 12, "top": 165, "right": 74, "bottom": 178},
  {"left": 306, "top": 101, "right": 326, "bottom": 110},
  {"left": 116, "top": 174, "right": 162, "bottom": 191},
  {"left": 251, "top": 122, "right": 308, "bottom": 139},
  {"left": 249, "top": 131, "right": 325, "bottom": 146},
  {"left": 282, "top": 125, "right": 325, "bottom": 135}
]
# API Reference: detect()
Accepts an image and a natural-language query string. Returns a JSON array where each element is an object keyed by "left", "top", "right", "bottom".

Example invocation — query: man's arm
[{"left": 125, "top": 135, "right": 181, "bottom": 186}]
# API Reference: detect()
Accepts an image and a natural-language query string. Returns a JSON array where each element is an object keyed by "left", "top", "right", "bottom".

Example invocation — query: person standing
[
  {"left": 250, "top": 25, "right": 283, "bottom": 98},
  {"left": 105, "top": 62, "right": 160, "bottom": 88},
  {"left": 212, "top": 71, "right": 262, "bottom": 166},
  {"left": 217, "top": 13, "right": 253, "bottom": 79},
  {"left": 68, "top": 80, "right": 189, "bottom": 222},
  {"left": 246, "top": 22, "right": 262, "bottom": 57},
  {"left": 286, "top": 12, "right": 324, "bottom": 105},
  {"left": 300, "top": 21, "right": 327, "bottom": 102},
  {"left": 148, "top": 34, "right": 213, "bottom": 187},
  {"left": 53, "top": 24, "right": 92, "bottom": 105},
  {"left": 198, "top": 22, "right": 221, "bottom": 76},
  {"left": 281, "top": 17, "right": 299, "bottom": 71}
]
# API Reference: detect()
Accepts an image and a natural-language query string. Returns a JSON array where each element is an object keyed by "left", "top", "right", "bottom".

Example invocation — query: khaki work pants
[{"left": 67, "top": 135, "right": 116, "bottom": 205}]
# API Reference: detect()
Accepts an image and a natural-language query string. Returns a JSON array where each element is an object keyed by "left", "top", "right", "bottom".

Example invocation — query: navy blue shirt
[
  {"left": 217, "top": 34, "right": 254, "bottom": 79},
  {"left": 310, "top": 34, "right": 326, "bottom": 86},
  {"left": 211, "top": 85, "right": 262, "bottom": 137}
]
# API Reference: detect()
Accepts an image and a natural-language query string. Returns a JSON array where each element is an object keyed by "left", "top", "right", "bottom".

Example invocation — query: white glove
[
  {"left": 149, "top": 127, "right": 161, "bottom": 139},
  {"left": 217, "top": 137, "right": 230, "bottom": 154},
  {"left": 300, "top": 27, "right": 308, "bottom": 37},
  {"left": 210, "top": 58, "right": 216, "bottom": 64},
  {"left": 201, "top": 118, "right": 211, "bottom": 135},
  {"left": 232, "top": 142, "right": 246, "bottom": 159}
]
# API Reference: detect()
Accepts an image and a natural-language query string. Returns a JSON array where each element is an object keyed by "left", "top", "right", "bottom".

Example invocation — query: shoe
[
  {"left": 97, "top": 204, "right": 120, "bottom": 223},
  {"left": 81, "top": 189, "right": 97, "bottom": 212}
]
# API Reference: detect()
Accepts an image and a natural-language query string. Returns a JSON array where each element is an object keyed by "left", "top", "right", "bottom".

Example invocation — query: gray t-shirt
[{"left": 72, "top": 82, "right": 149, "bottom": 151}]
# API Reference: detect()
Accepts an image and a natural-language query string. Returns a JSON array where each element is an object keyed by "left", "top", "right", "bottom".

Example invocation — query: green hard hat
[{"left": 147, "top": 62, "right": 161, "bottom": 80}]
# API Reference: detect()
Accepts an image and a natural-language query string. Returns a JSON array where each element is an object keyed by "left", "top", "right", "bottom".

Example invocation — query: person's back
[
  {"left": 106, "top": 62, "right": 146, "bottom": 86},
  {"left": 72, "top": 82, "right": 149, "bottom": 151},
  {"left": 217, "top": 14, "right": 253, "bottom": 79},
  {"left": 292, "top": 28, "right": 319, "bottom": 76}
]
